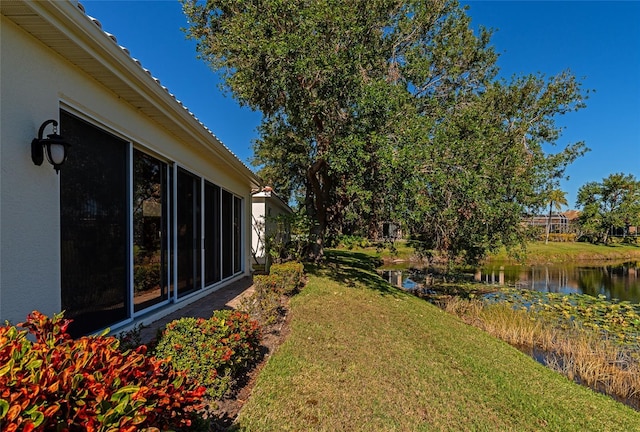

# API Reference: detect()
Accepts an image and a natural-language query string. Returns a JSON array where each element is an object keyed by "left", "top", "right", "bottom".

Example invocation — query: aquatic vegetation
[
  {"left": 437, "top": 289, "right": 640, "bottom": 409},
  {"left": 485, "top": 289, "right": 640, "bottom": 349}
]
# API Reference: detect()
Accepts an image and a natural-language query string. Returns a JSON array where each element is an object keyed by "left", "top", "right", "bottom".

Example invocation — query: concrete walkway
[{"left": 137, "top": 277, "right": 255, "bottom": 344}]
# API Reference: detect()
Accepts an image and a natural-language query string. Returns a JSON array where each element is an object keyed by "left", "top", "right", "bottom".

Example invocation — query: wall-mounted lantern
[{"left": 31, "top": 119, "right": 70, "bottom": 174}]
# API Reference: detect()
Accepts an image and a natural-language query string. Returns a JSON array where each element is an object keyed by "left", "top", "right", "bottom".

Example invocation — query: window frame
[
  {"left": 58, "top": 107, "right": 245, "bottom": 334},
  {"left": 131, "top": 147, "right": 172, "bottom": 317}
]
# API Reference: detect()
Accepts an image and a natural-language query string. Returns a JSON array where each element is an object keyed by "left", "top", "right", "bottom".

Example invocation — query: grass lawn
[
  {"left": 340, "top": 240, "right": 417, "bottom": 263},
  {"left": 490, "top": 241, "right": 640, "bottom": 264},
  {"left": 235, "top": 250, "right": 640, "bottom": 431},
  {"left": 347, "top": 240, "right": 640, "bottom": 265}
]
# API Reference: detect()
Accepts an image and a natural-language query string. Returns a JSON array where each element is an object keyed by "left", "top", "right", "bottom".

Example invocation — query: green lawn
[
  {"left": 347, "top": 240, "right": 640, "bottom": 265},
  {"left": 490, "top": 241, "right": 640, "bottom": 264},
  {"left": 234, "top": 250, "right": 640, "bottom": 431},
  {"left": 339, "top": 240, "right": 416, "bottom": 263}
]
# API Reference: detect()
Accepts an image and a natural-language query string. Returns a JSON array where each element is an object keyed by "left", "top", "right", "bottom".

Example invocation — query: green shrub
[
  {"left": 253, "top": 273, "right": 286, "bottom": 294},
  {"left": 239, "top": 263, "right": 304, "bottom": 326},
  {"left": 269, "top": 262, "right": 305, "bottom": 294},
  {"left": 154, "top": 310, "right": 262, "bottom": 400},
  {"left": 337, "top": 235, "right": 370, "bottom": 250},
  {"left": 609, "top": 236, "right": 623, "bottom": 245},
  {"left": 538, "top": 233, "right": 577, "bottom": 243},
  {"left": 0, "top": 311, "right": 205, "bottom": 431},
  {"left": 240, "top": 275, "right": 284, "bottom": 325}
]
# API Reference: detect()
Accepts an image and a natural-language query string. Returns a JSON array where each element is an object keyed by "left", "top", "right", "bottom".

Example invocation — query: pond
[{"left": 380, "top": 261, "right": 640, "bottom": 303}]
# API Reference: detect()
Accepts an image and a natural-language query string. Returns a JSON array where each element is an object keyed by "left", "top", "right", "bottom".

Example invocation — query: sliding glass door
[
  {"left": 60, "top": 110, "right": 244, "bottom": 335},
  {"left": 60, "top": 111, "right": 128, "bottom": 336},
  {"left": 176, "top": 168, "right": 202, "bottom": 298},
  {"left": 133, "top": 149, "right": 169, "bottom": 311},
  {"left": 221, "top": 190, "right": 234, "bottom": 278},
  {"left": 234, "top": 196, "right": 242, "bottom": 274},
  {"left": 205, "top": 181, "right": 221, "bottom": 286}
]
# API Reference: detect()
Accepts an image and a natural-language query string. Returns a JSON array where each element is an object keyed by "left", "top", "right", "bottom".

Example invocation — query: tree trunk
[
  {"left": 306, "top": 159, "right": 330, "bottom": 262},
  {"left": 368, "top": 220, "right": 379, "bottom": 241},
  {"left": 368, "top": 200, "right": 379, "bottom": 241}
]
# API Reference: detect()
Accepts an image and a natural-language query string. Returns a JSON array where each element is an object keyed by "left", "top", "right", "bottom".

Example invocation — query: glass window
[
  {"left": 59, "top": 112, "right": 245, "bottom": 334},
  {"left": 204, "top": 181, "right": 221, "bottom": 285},
  {"left": 176, "top": 168, "right": 201, "bottom": 297},
  {"left": 222, "top": 189, "right": 234, "bottom": 278},
  {"left": 133, "top": 149, "right": 169, "bottom": 312},
  {"left": 234, "top": 196, "right": 242, "bottom": 273},
  {"left": 60, "top": 110, "right": 128, "bottom": 336}
]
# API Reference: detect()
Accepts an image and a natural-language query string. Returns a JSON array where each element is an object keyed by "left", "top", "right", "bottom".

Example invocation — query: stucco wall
[
  {"left": 1, "top": 17, "right": 66, "bottom": 323},
  {"left": 1, "top": 15, "right": 254, "bottom": 326},
  {"left": 251, "top": 194, "right": 292, "bottom": 266},
  {"left": 252, "top": 199, "right": 267, "bottom": 264}
]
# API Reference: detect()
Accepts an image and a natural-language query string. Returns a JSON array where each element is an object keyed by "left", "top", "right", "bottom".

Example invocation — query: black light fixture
[{"left": 31, "top": 119, "right": 70, "bottom": 174}]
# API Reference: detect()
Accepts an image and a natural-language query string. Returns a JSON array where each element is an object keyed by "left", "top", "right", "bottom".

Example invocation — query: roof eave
[{"left": 1, "top": 0, "right": 260, "bottom": 188}]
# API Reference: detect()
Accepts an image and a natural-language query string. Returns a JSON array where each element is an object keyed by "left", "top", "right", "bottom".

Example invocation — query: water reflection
[
  {"left": 380, "top": 270, "right": 425, "bottom": 291},
  {"left": 381, "top": 261, "right": 640, "bottom": 303}
]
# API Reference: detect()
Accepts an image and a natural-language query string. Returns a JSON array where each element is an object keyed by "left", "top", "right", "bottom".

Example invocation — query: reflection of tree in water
[
  {"left": 478, "top": 261, "right": 640, "bottom": 303},
  {"left": 576, "top": 262, "right": 640, "bottom": 301},
  {"left": 575, "top": 268, "right": 604, "bottom": 298}
]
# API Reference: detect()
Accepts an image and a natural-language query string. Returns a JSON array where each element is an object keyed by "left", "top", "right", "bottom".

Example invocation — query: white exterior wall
[
  {"left": 251, "top": 192, "right": 293, "bottom": 267},
  {"left": 0, "top": 12, "right": 256, "bottom": 328},
  {"left": 252, "top": 199, "right": 267, "bottom": 265},
  {"left": 1, "top": 17, "right": 67, "bottom": 323}
]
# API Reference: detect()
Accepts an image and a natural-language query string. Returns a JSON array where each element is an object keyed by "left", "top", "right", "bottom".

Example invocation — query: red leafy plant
[
  {"left": 154, "top": 310, "right": 262, "bottom": 400},
  {"left": 0, "top": 311, "right": 205, "bottom": 431}
]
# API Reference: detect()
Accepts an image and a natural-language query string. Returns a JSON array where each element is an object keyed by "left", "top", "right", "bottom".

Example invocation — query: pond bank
[
  {"left": 339, "top": 244, "right": 640, "bottom": 409},
  {"left": 487, "top": 241, "right": 640, "bottom": 265},
  {"left": 347, "top": 241, "right": 640, "bottom": 268},
  {"left": 428, "top": 289, "right": 640, "bottom": 412},
  {"left": 235, "top": 250, "right": 640, "bottom": 430}
]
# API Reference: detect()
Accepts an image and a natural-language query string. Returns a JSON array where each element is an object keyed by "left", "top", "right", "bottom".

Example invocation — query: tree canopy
[
  {"left": 576, "top": 173, "right": 640, "bottom": 244},
  {"left": 182, "top": 0, "right": 588, "bottom": 263}
]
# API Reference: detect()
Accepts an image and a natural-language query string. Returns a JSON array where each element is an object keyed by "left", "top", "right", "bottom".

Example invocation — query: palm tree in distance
[{"left": 545, "top": 189, "right": 568, "bottom": 244}]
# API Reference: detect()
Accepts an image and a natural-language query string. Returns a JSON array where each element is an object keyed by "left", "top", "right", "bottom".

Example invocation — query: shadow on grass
[{"left": 304, "top": 249, "right": 402, "bottom": 297}]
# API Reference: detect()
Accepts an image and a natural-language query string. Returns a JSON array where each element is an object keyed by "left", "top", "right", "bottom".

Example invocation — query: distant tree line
[{"left": 576, "top": 173, "right": 640, "bottom": 244}]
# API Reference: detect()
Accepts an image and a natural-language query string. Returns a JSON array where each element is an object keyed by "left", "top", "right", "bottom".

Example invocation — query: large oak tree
[{"left": 182, "top": 0, "right": 588, "bottom": 262}]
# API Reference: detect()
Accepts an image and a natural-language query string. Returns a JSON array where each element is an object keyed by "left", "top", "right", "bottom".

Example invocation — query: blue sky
[{"left": 81, "top": 0, "right": 639, "bottom": 209}]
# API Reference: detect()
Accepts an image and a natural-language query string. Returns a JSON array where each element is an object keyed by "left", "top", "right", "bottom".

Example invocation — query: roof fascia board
[{"left": 253, "top": 192, "right": 293, "bottom": 214}]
